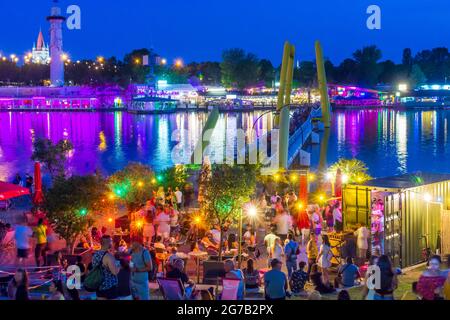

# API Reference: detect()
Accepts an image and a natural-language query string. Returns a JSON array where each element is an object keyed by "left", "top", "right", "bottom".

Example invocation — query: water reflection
[
  {"left": 323, "top": 108, "right": 450, "bottom": 177},
  {"left": 1, "top": 108, "right": 450, "bottom": 182}
]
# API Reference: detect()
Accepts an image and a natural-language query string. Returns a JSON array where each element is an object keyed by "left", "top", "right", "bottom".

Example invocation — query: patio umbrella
[
  {"left": 335, "top": 168, "right": 343, "bottom": 198},
  {"left": 0, "top": 181, "right": 30, "bottom": 200},
  {"left": 33, "top": 162, "right": 44, "bottom": 205}
]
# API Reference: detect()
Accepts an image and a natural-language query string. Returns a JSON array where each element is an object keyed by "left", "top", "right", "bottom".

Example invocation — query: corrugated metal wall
[{"left": 344, "top": 181, "right": 449, "bottom": 268}]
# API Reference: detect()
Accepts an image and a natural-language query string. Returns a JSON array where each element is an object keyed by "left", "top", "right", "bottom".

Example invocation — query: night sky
[{"left": 1, "top": 0, "right": 449, "bottom": 65}]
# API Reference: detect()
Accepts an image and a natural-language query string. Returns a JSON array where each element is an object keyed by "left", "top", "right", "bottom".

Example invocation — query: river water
[{"left": 0, "top": 108, "right": 449, "bottom": 182}]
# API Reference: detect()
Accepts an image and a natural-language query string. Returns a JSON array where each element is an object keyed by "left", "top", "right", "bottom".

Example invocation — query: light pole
[{"left": 238, "top": 205, "right": 258, "bottom": 269}]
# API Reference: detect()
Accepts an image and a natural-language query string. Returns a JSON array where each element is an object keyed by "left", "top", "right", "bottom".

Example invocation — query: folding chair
[
  {"left": 157, "top": 278, "right": 186, "bottom": 300},
  {"left": 221, "top": 278, "right": 241, "bottom": 300}
]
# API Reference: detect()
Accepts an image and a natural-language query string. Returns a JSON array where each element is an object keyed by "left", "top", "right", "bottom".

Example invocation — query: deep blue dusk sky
[{"left": 1, "top": 0, "right": 449, "bottom": 65}]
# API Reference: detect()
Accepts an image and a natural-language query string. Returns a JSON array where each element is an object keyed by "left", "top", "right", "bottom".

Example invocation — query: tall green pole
[
  {"left": 279, "top": 44, "right": 295, "bottom": 170},
  {"left": 275, "top": 42, "right": 291, "bottom": 126},
  {"left": 315, "top": 40, "right": 331, "bottom": 128},
  {"left": 192, "top": 106, "right": 220, "bottom": 164}
]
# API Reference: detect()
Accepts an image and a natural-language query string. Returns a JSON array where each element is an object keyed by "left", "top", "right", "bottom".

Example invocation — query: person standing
[
  {"left": 130, "top": 240, "right": 152, "bottom": 300},
  {"left": 91, "top": 235, "right": 120, "bottom": 300},
  {"left": 273, "top": 210, "right": 292, "bottom": 242},
  {"left": 264, "top": 259, "right": 288, "bottom": 300},
  {"left": 264, "top": 228, "right": 279, "bottom": 266},
  {"left": 306, "top": 233, "right": 318, "bottom": 280},
  {"left": 354, "top": 224, "right": 370, "bottom": 265},
  {"left": 373, "top": 255, "right": 398, "bottom": 300},
  {"left": 33, "top": 218, "right": 47, "bottom": 267},
  {"left": 12, "top": 173, "right": 22, "bottom": 186},
  {"left": 333, "top": 204, "right": 343, "bottom": 232},
  {"left": 25, "top": 174, "right": 33, "bottom": 193},
  {"left": 117, "top": 257, "right": 132, "bottom": 300},
  {"left": 175, "top": 187, "right": 183, "bottom": 210},
  {"left": 14, "top": 217, "right": 33, "bottom": 266},
  {"left": 155, "top": 206, "right": 171, "bottom": 240},
  {"left": 317, "top": 235, "right": 332, "bottom": 285},
  {"left": 284, "top": 234, "right": 299, "bottom": 279}
]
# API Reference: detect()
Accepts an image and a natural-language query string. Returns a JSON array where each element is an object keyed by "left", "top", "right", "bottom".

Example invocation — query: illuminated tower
[{"left": 47, "top": 0, "right": 66, "bottom": 86}]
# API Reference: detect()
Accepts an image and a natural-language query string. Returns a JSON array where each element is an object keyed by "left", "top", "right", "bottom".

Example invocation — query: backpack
[
  {"left": 84, "top": 251, "right": 107, "bottom": 292},
  {"left": 286, "top": 241, "right": 299, "bottom": 261}
]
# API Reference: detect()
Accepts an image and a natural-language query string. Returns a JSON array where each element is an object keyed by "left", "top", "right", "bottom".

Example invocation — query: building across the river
[{"left": 31, "top": 30, "right": 51, "bottom": 64}]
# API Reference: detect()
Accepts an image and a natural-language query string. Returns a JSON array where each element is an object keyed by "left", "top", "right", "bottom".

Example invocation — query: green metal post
[
  {"left": 315, "top": 40, "right": 331, "bottom": 128},
  {"left": 192, "top": 106, "right": 220, "bottom": 164}
]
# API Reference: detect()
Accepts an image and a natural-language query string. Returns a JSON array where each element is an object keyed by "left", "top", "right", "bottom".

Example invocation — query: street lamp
[{"left": 238, "top": 204, "right": 259, "bottom": 268}]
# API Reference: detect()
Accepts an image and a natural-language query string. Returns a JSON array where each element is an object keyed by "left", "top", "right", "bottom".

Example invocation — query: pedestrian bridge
[{"left": 287, "top": 107, "right": 322, "bottom": 167}]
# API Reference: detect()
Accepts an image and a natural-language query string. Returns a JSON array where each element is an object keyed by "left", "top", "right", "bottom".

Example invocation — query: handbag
[{"left": 84, "top": 251, "right": 107, "bottom": 292}]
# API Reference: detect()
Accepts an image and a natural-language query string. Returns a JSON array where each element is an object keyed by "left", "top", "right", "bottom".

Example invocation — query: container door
[
  {"left": 384, "top": 193, "right": 402, "bottom": 267},
  {"left": 441, "top": 210, "right": 450, "bottom": 256}
]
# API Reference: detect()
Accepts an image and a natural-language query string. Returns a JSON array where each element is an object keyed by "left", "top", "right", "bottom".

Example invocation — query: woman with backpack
[
  {"left": 374, "top": 255, "right": 398, "bottom": 300},
  {"left": 88, "top": 235, "right": 121, "bottom": 300}
]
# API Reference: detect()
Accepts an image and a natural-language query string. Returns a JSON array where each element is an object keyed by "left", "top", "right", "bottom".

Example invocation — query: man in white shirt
[
  {"left": 273, "top": 211, "right": 292, "bottom": 243},
  {"left": 175, "top": 187, "right": 183, "bottom": 210},
  {"left": 354, "top": 224, "right": 370, "bottom": 265},
  {"left": 264, "top": 228, "right": 279, "bottom": 263},
  {"left": 14, "top": 218, "right": 33, "bottom": 265}
]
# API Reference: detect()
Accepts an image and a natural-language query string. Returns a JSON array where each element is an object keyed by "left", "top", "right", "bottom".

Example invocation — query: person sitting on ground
[
  {"left": 49, "top": 280, "right": 65, "bottom": 300},
  {"left": 7, "top": 268, "right": 29, "bottom": 301},
  {"left": 290, "top": 261, "right": 308, "bottom": 296},
  {"left": 416, "top": 255, "right": 446, "bottom": 300},
  {"left": 310, "top": 263, "right": 335, "bottom": 294},
  {"left": 243, "top": 258, "right": 261, "bottom": 294},
  {"left": 264, "top": 259, "right": 288, "bottom": 300},
  {"left": 337, "top": 289, "right": 351, "bottom": 300},
  {"left": 335, "top": 257, "right": 361, "bottom": 288}
]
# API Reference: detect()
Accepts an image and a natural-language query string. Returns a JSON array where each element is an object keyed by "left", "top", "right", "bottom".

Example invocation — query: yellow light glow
[
  {"left": 424, "top": 193, "right": 432, "bottom": 202},
  {"left": 297, "top": 202, "right": 304, "bottom": 210},
  {"left": 174, "top": 59, "right": 183, "bottom": 68},
  {"left": 398, "top": 83, "right": 408, "bottom": 92},
  {"left": 97, "top": 56, "right": 105, "bottom": 63},
  {"left": 151, "top": 178, "right": 157, "bottom": 184},
  {"left": 137, "top": 181, "right": 144, "bottom": 187},
  {"left": 274, "top": 173, "right": 281, "bottom": 181},
  {"left": 61, "top": 54, "right": 69, "bottom": 61},
  {"left": 161, "top": 58, "right": 167, "bottom": 65},
  {"left": 290, "top": 174, "right": 298, "bottom": 182},
  {"left": 108, "top": 193, "right": 115, "bottom": 200},
  {"left": 342, "top": 174, "right": 349, "bottom": 184},
  {"left": 108, "top": 218, "right": 113, "bottom": 223},
  {"left": 135, "top": 220, "right": 144, "bottom": 229},
  {"left": 308, "top": 173, "right": 316, "bottom": 182},
  {"left": 247, "top": 205, "right": 258, "bottom": 218}
]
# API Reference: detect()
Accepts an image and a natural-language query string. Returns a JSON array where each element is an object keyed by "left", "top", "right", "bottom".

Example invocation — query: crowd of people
[{"left": 2, "top": 184, "right": 450, "bottom": 301}]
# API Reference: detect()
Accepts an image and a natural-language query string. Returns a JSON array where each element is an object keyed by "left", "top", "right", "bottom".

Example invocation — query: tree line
[{"left": 2, "top": 45, "right": 450, "bottom": 89}]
